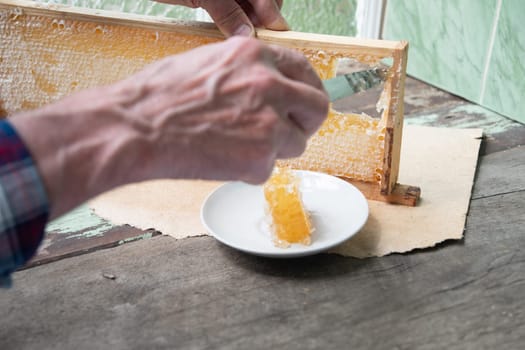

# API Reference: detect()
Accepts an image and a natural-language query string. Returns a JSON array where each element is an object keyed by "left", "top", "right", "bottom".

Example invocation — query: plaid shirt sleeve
[{"left": 0, "top": 119, "right": 49, "bottom": 287}]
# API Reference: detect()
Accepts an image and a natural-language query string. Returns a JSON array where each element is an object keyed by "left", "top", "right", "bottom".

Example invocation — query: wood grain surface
[
  {"left": 22, "top": 75, "right": 525, "bottom": 280},
  {"left": 2, "top": 143, "right": 524, "bottom": 350},
  {"left": 1, "top": 8, "right": 523, "bottom": 345}
]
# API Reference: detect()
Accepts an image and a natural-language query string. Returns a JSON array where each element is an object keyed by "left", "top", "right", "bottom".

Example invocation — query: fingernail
[
  {"left": 268, "top": 16, "right": 290, "bottom": 31},
  {"left": 233, "top": 24, "right": 254, "bottom": 37}
]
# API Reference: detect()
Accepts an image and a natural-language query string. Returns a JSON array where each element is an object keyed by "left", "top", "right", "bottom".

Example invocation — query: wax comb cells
[{"left": 1, "top": 2, "right": 414, "bottom": 205}]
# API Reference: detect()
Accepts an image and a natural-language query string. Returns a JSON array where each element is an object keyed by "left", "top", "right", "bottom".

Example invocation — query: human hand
[
  {"left": 113, "top": 36, "right": 328, "bottom": 184},
  {"left": 156, "top": 0, "right": 289, "bottom": 36},
  {"left": 10, "top": 37, "right": 328, "bottom": 218}
]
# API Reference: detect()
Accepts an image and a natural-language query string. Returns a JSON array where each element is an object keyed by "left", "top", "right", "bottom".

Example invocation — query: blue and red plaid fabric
[{"left": 0, "top": 119, "right": 49, "bottom": 287}]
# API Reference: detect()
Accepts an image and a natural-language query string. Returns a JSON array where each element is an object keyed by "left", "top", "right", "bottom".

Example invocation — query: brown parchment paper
[{"left": 89, "top": 125, "right": 483, "bottom": 257}]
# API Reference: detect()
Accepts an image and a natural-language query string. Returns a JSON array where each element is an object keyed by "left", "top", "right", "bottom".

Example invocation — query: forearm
[{"left": 9, "top": 84, "right": 150, "bottom": 219}]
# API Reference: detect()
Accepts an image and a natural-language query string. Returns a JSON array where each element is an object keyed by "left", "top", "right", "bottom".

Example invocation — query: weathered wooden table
[{"left": 2, "top": 77, "right": 524, "bottom": 349}]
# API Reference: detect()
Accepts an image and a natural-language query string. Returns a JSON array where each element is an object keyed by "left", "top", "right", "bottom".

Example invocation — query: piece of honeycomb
[{"left": 263, "top": 167, "right": 312, "bottom": 247}]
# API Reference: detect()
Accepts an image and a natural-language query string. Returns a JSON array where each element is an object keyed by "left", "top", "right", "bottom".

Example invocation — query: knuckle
[
  {"left": 251, "top": 67, "right": 278, "bottom": 93},
  {"left": 239, "top": 67, "right": 280, "bottom": 104},
  {"left": 293, "top": 50, "right": 309, "bottom": 65},
  {"left": 258, "top": 109, "right": 281, "bottom": 136}
]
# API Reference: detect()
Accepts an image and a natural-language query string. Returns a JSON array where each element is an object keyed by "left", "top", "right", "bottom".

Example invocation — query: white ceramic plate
[{"left": 201, "top": 170, "right": 369, "bottom": 257}]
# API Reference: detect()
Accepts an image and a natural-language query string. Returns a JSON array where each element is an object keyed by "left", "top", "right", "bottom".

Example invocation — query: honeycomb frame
[{"left": 0, "top": 0, "right": 420, "bottom": 205}]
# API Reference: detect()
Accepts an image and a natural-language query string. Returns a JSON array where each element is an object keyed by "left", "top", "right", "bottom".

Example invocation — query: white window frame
[{"left": 355, "top": 0, "right": 385, "bottom": 39}]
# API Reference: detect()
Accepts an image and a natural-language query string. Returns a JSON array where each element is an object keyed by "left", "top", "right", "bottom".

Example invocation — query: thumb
[
  {"left": 202, "top": 1, "right": 255, "bottom": 37},
  {"left": 250, "top": 0, "right": 289, "bottom": 31}
]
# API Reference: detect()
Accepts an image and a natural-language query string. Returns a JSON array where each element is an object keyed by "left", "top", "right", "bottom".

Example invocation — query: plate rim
[{"left": 200, "top": 170, "right": 369, "bottom": 258}]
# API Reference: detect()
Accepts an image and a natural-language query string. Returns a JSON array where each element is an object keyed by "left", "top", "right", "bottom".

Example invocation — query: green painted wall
[
  {"left": 42, "top": 0, "right": 357, "bottom": 35},
  {"left": 282, "top": 0, "right": 357, "bottom": 36},
  {"left": 383, "top": 0, "right": 525, "bottom": 124}
]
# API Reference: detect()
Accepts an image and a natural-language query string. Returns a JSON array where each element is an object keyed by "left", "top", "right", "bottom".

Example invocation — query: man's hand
[
  {"left": 157, "top": 0, "right": 289, "bottom": 36},
  {"left": 10, "top": 37, "right": 328, "bottom": 218},
  {"left": 114, "top": 37, "right": 328, "bottom": 183}
]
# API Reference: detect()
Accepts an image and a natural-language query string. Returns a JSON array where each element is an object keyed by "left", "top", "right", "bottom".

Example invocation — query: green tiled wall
[
  {"left": 483, "top": 0, "right": 525, "bottom": 124},
  {"left": 383, "top": 0, "right": 524, "bottom": 124}
]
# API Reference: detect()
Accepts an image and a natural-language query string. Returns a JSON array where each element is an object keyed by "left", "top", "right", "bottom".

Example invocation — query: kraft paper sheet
[{"left": 89, "top": 125, "right": 483, "bottom": 258}]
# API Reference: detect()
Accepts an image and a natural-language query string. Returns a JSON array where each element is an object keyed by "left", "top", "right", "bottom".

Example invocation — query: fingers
[
  {"left": 226, "top": 37, "right": 327, "bottom": 147},
  {"left": 275, "top": 117, "right": 308, "bottom": 159},
  {"left": 261, "top": 45, "right": 329, "bottom": 137},
  {"left": 282, "top": 80, "right": 329, "bottom": 137},
  {"left": 199, "top": 0, "right": 289, "bottom": 37},
  {"left": 223, "top": 37, "right": 328, "bottom": 159},
  {"left": 241, "top": 118, "right": 306, "bottom": 184},
  {"left": 242, "top": 157, "right": 276, "bottom": 184},
  {"left": 265, "top": 44, "right": 324, "bottom": 91},
  {"left": 201, "top": 1, "right": 255, "bottom": 37},
  {"left": 246, "top": 0, "right": 289, "bottom": 30}
]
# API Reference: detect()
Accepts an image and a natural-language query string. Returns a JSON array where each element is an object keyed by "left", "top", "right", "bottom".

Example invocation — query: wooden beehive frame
[{"left": 0, "top": 0, "right": 420, "bottom": 206}]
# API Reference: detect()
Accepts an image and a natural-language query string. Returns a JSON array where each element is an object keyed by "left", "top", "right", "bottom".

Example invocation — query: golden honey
[{"left": 263, "top": 167, "right": 312, "bottom": 247}]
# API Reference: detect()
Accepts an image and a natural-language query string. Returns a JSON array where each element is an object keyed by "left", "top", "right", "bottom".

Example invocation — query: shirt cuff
[{"left": 0, "top": 119, "right": 50, "bottom": 287}]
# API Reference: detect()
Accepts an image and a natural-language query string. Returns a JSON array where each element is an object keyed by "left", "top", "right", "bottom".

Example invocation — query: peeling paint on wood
[
  {"left": 406, "top": 104, "right": 522, "bottom": 135},
  {"left": 28, "top": 205, "right": 160, "bottom": 268},
  {"left": 46, "top": 204, "right": 115, "bottom": 238},
  {"left": 118, "top": 232, "right": 154, "bottom": 245}
]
